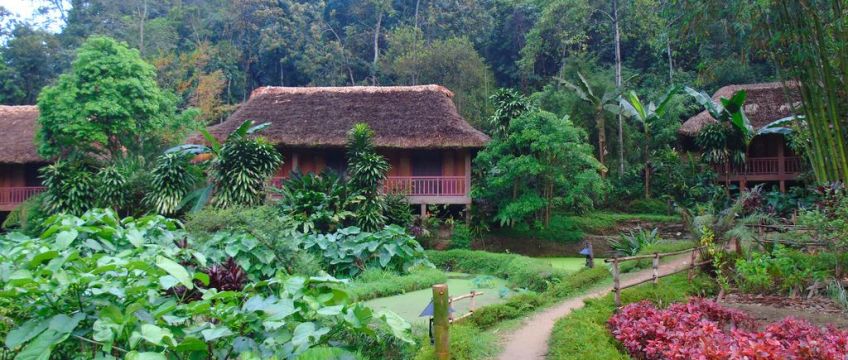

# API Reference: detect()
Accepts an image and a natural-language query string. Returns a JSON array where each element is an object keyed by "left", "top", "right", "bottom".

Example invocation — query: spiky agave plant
[
  {"left": 212, "top": 136, "right": 282, "bottom": 208},
  {"left": 96, "top": 165, "right": 127, "bottom": 210},
  {"left": 145, "top": 152, "right": 197, "bottom": 215},
  {"left": 346, "top": 123, "right": 389, "bottom": 231},
  {"left": 40, "top": 161, "right": 98, "bottom": 215}
]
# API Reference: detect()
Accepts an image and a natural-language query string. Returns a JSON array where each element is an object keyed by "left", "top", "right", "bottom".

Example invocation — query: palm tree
[
  {"left": 619, "top": 87, "right": 679, "bottom": 199},
  {"left": 559, "top": 72, "right": 618, "bottom": 175},
  {"left": 685, "top": 87, "right": 754, "bottom": 190}
]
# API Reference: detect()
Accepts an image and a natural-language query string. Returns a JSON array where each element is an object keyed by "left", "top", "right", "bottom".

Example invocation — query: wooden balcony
[
  {"left": 715, "top": 156, "right": 802, "bottom": 189},
  {"left": 0, "top": 187, "right": 45, "bottom": 211},
  {"left": 269, "top": 176, "right": 471, "bottom": 204}
]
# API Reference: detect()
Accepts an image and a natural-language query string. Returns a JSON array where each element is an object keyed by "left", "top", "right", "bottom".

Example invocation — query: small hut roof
[
  {"left": 0, "top": 105, "right": 44, "bottom": 164},
  {"left": 679, "top": 82, "right": 801, "bottom": 136},
  {"left": 199, "top": 85, "right": 490, "bottom": 149}
]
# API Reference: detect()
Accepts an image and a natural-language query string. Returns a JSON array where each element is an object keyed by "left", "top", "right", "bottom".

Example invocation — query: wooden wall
[
  {"left": 273, "top": 148, "right": 470, "bottom": 178},
  {"left": 0, "top": 164, "right": 41, "bottom": 187}
]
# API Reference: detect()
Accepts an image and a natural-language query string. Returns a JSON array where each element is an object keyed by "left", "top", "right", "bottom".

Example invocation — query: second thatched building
[{"left": 203, "top": 85, "right": 489, "bottom": 209}]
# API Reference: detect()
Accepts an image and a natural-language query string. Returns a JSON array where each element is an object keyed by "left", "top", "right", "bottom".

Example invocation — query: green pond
[{"left": 364, "top": 273, "right": 509, "bottom": 324}]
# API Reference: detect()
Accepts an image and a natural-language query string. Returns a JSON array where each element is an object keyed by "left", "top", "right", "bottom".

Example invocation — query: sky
[{"left": 1, "top": 0, "right": 67, "bottom": 33}]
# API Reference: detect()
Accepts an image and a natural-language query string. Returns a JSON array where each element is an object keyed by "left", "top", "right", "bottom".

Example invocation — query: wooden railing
[
  {"left": 716, "top": 156, "right": 802, "bottom": 177},
  {"left": 606, "top": 247, "right": 710, "bottom": 308},
  {"left": 0, "top": 187, "right": 46, "bottom": 210},
  {"left": 383, "top": 176, "right": 467, "bottom": 197},
  {"left": 269, "top": 176, "right": 469, "bottom": 197}
]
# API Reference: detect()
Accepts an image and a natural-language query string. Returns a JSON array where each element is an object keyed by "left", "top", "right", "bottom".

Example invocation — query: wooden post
[
  {"left": 652, "top": 253, "right": 659, "bottom": 284},
  {"left": 688, "top": 248, "right": 696, "bottom": 283},
  {"left": 432, "top": 284, "right": 449, "bottom": 360},
  {"left": 586, "top": 241, "right": 594, "bottom": 268},
  {"left": 612, "top": 258, "right": 621, "bottom": 308}
]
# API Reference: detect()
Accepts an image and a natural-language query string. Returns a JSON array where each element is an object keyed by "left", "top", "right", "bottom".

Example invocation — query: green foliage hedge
[
  {"left": 491, "top": 212, "right": 681, "bottom": 243},
  {"left": 547, "top": 273, "right": 717, "bottom": 360},
  {"left": 425, "top": 249, "right": 570, "bottom": 291},
  {"left": 349, "top": 268, "right": 448, "bottom": 301}
]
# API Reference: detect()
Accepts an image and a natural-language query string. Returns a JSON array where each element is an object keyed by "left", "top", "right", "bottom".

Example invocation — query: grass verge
[
  {"left": 490, "top": 212, "right": 681, "bottom": 243},
  {"left": 426, "top": 249, "right": 571, "bottom": 292},
  {"left": 349, "top": 267, "right": 448, "bottom": 301},
  {"left": 547, "top": 273, "right": 717, "bottom": 360}
]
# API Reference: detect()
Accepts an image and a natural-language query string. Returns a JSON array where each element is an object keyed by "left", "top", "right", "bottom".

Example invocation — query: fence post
[
  {"left": 688, "top": 248, "right": 697, "bottom": 283},
  {"left": 652, "top": 253, "right": 659, "bottom": 285},
  {"left": 612, "top": 258, "right": 621, "bottom": 308},
  {"left": 432, "top": 284, "right": 450, "bottom": 360}
]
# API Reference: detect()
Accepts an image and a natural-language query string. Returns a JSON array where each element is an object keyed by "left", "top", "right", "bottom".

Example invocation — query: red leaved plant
[{"left": 609, "top": 298, "right": 848, "bottom": 360}]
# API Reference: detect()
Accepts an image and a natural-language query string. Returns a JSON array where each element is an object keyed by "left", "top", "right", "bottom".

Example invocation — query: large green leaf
[
  {"left": 155, "top": 256, "right": 193, "bottom": 289},
  {"left": 13, "top": 329, "right": 69, "bottom": 360},
  {"left": 5, "top": 319, "right": 49, "bottom": 349}
]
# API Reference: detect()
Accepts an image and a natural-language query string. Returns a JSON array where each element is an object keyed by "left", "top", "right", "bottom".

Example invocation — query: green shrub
[
  {"left": 547, "top": 273, "right": 717, "bottom": 360},
  {"left": 298, "top": 346, "right": 365, "bottom": 360},
  {"left": 413, "top": 324, "right": 496, "bottom": 360},
  {"left": 349, "top": 267, "right": 448, "bottom": 300},
  {"left": 425, "top": 249, "right": 569, "bottom": 291},
  {"left": 626, "top": 198, "right": 671, "bottom": 214},
  {"left": 608, "top": 227, "right": 660, "bottom": 256},
  {"left": 492, "top": 214, "right": 584, "bottom": 243},
  {"left": 546, "top": 266, "right": 611, "bottom": 299},
  {"left": 465, "top": 292, "right": 547, "bottom": 328},
  {"left": 734, "top": 246, "right": 844, "bottom": 295},
  {"left": 450, "top": 224, "right": 474, "bottom": 249},
  {"left": 618, "top": 240, "right": 697, "bottom": 273}
]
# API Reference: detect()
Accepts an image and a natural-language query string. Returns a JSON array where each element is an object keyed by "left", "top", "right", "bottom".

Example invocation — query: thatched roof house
[
  {"left": 202, "top": 85, "right": 488, "bottom": 207},
  {"left": 679, "top": 82, "right": 801, "bottom": 137},
  {"left": 0, "top": 105, "right": 43, "bottom": 164},
  {"left": 201, "top": 85, "right": 489, "bottom": 149},
  {"left": 679, "top": 82, "right": 804, "bottom": 192}
]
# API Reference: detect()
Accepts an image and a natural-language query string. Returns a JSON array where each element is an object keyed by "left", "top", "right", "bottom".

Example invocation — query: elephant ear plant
[
  {"left": 147, "top": 120, "right": 283, "bottom": 215},
  {"left": 0, "top": 209, "right": 414, "bottom": 359}
]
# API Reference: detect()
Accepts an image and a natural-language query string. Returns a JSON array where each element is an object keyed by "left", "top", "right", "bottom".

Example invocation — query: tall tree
[
  {"left": 619, "top": 87, "right": 678, "bottom": 198},
  {"left": 560, "top": 71, "right": 618, "bottom": 175},
  {"left": 36, "top": 36, "right": 190, "bottom": 160}
]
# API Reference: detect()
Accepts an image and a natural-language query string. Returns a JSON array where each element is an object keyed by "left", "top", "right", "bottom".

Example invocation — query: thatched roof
[
  {"left": 199, "top": 85, "right": 489, "bottom": 149},
  {"left": 0, "top": 105, "right": 44, "bottom": 164},
  {"left": 679, "top": 82, "right": 801, "bottom": 136}
]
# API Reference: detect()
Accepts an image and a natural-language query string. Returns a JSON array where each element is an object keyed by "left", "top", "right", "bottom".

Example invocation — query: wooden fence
[
  {"left": 606, "top": 246, "right": 710, "bottom": 308},
  {"left": 430, "top": 284, "right": 484, "bottom": 360}
]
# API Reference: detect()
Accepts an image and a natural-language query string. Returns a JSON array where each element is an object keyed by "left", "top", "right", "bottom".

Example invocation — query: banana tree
[
  {"left": 146, "top": 120, "right": 282, "bottom": 215},
  {"left": 559, "top": 72, "right": 619, "bottom": 176},
  {"left": 685, "top": 87, "right": 753, "bottom": 189},
  {"left": 619, "top": 86, "right": 679, "bottom": 199}
]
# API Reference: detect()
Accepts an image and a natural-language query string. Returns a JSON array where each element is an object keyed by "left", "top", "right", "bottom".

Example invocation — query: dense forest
[{"left": 0, "top": 0, "right": 805, "bottom": 181}]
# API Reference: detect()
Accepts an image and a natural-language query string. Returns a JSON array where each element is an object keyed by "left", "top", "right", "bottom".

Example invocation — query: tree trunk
[
  {"left": 371, "top": 11, "right": 383, "bottom": 85},
  {"left": 596, "top": 107, "right": 607, "bottom": 175},
  {"left": 137, "top": 0, "right": 148, "bottom": 56},
  {"left": 666, "top": 35, "right": 673, "bottom": 84},
  {"left": 613, "top": 0, "right": 625, "bottom": 176},
  {"left": 644, "top": 129, "right": 651, "bottom": 199}
]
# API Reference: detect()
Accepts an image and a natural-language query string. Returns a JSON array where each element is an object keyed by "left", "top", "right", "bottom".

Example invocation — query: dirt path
[{"left": 496, "top": 254, "right": 695, "bottom": 360}]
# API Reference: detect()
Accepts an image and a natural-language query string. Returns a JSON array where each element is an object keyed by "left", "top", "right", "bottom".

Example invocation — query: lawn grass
[
  {"left": 537, "top": 257, "right": 592, "bottom": 273},
  {"left": 546, "top": 273, "right": 717, "bottom": 360},
  {"left": 490, "top": 211, "right": 681, "bottom": 244},
  {"left": 426, "top": 249, "right": 571, "bottom": 291}
]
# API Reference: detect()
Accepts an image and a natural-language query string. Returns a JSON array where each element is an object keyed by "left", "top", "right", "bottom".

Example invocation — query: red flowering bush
[{"left": 609, "top": 298, "right": 848, "bottom": 360}]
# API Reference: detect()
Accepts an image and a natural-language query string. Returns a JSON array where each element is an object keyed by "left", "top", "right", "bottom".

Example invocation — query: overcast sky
[{"left": 1, "top": 0, "right": 66, "bottom": 33}]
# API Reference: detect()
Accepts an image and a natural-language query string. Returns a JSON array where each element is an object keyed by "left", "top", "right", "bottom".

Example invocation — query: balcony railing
[
  {"left": 0, "top": 187, "right": 46, "bottom": 210},
  {"left": 716, "top": 156, "right": 802, "bottom": 179},
  {"left": 383, "top": 176, "right": 467, "bottom": 197},
  {"left": 269, "top": 176, "right": 469, "bottom": 198}
]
